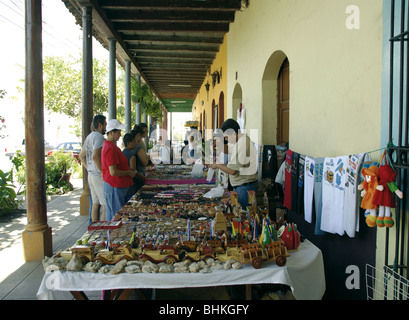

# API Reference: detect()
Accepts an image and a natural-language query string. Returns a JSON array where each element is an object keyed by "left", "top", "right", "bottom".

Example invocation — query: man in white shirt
[
  {"left": 210, "top": 119, "right": 258, "bottom": 209},
  {"left": 79, "top": 115, "right": 107, "bottom": 223}
]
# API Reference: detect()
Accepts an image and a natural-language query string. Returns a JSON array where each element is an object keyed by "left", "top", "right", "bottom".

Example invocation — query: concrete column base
[{"left": 22, "top": 226, "right": 52, "bottom": 262}]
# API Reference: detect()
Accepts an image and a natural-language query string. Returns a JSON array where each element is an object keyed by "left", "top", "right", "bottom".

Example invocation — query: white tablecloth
[{"left": 37, "top": 240, "right": 325, "bottom": 300}]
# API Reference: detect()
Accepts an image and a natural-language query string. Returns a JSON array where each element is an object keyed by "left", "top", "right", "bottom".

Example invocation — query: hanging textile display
[
  {"left": 313, "top": 158, "right": 325, "bottom": 235},
  {"left": 271, "top": 144, "right": 402, "bottom": 237},
  {"left": 283, "top": 149, "right": 293, "bottom": 210},
  {"left": 320, "top": 156, "right": 349, "bottom": 235},
  {"left": 296, "top": 154, "right": 305, "bottom": 216},
  {"left": 291, "top": 152, "right": 300, "bottom": 213},
  {"left": 343, "top": 153, "right": 367, "bottom": 237},
  {"left": 261, "top": 145, "right": 278, "bottom": 180},
  {"left": 304, "top": 156, "right": 315, "bottom": 224}
]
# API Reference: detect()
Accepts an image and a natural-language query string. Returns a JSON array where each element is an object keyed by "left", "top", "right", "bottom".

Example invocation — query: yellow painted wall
[
  {"left": 226, "top": 0, "right": 383, "bottom": 157},
  {"left": 193, "top": 34, "right": 228, "bottom": 137}
]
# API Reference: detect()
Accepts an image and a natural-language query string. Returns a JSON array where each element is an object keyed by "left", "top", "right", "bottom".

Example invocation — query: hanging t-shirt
[
  {"left": 304, "top": 156, "right": 315, "bottom": 223},
  {"left": 275, "top": 161, "right": 285, "bottom": 186},
  {"left": 283, "top": 149, "right": 293, "bottom": 210},
  {"left": 314, "top": 158, "right": 325, "bottom": 235},
  {"left": 262, "top": 145, "right": 278, "bottom": 180},
  {"left": 343, "top": 153, "right": 367, "bottom": 237},
  {"left": 291, "top": 152, "right": 300, "bottom": 213},
  {"left": 321, "top": 156, "right": 348, "bottom": 236},
  {"left": 297, "top": 154, "right": 305, "bottom": 216}
]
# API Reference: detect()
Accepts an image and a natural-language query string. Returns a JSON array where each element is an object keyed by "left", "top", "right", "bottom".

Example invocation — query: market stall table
[
  {"left": 144, "top": 164, "right": 215, "bottom": 185},
  {"left": 37, "top": 240, "right": 325, "bottom": 300}
]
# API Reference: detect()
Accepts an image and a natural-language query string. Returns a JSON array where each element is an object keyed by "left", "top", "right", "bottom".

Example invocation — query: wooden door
[
  {"left": 277, "top": 58, "right": 289, "bottom": 145},
  {"left": 218, "top": 92, "right": 225, "bottom": 127}
]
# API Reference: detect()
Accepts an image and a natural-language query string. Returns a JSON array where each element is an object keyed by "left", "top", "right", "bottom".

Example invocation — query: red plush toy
[{"left": 372, "top": 164, "right": 403, "bottom": 228}]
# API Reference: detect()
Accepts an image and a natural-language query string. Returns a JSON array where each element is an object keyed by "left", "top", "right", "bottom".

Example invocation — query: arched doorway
[
  {"left": 212, "top": 99, "right": 217, "bottom": 130},
  {"left": 218, "top": 91, "right": 225, "bottom": 127},
  {"left": 277, "top": 58, "right": 289, "bottom": 145},
  {"left": 262, "top": 50, "right": 289, "bottom": 146},
  {"left": 232, "top": 83, "right": 242, "bottom": 121}
]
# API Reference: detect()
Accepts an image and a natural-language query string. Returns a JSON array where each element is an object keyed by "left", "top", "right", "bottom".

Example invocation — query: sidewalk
[{"left": 0, "top": 179, "right": 89, "bottom": 300}]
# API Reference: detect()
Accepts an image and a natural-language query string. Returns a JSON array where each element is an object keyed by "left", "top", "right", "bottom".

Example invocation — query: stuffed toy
[
  {"left": 372, "top": 164, "right": 403, "bottom": 228},
  {"left": 358, "top": 165, "right": 380, "bottom": 227}
]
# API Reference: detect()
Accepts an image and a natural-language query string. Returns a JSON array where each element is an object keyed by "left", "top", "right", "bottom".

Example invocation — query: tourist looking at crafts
[
  {"left": 79, "top": 114, "right": 107, "bottom": 223},
  {"left": 210, "top": 118, "right": 258, "bottom": 209},
  {"left": 132, "top": 125, "right": 150, "bottom": 172},
  {"left": 122, "top": 127, "right": 148, "bottom": 201},
  {"left": 101, "top": 119, "right": 138, "bottom": 221}
]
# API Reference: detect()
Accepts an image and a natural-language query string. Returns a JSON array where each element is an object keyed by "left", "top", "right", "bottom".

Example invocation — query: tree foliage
[
  {"left": 43, "top": 55, "right": 109, "bottom": 118},
  {"left": 42, "top": 55, "right": 163, "bottom": 130},
  {"left": 131, "top": 77, "right": 163, "bottom": 121}
]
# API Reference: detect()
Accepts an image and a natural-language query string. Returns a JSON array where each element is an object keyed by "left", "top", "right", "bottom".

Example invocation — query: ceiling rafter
[{"left": 63, "top": 0, "right": 244, "bottom": 112}]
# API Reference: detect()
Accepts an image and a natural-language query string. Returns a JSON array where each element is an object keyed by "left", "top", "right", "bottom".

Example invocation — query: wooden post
[
  {"left": 108, "top": 38, "right": 116, "bottom": 120},
  {"left": 22, "top": 0, "right": 52, "bottom": 261},
  {"left": 80, "top": 5, "right": 93, "bottom": 216},
  {"left": 135, "top": 74, "right": 141, "bottom": 124},
  {"left": 125, "top": 60, "right": 131, "bottom": 133}
]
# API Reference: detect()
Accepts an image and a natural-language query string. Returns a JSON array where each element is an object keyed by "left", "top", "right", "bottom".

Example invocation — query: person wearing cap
[
  {"left": 101, "top": 119, "right": 138, "bottom": 221},
  {"left": 210, "top": 118, "right": 258, "bottom": 209}
]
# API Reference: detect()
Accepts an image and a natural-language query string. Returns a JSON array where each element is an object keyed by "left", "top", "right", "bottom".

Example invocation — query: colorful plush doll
[
  {"left": 372, "top": 164, "right": 403, "bottom": 228},
  {"left": 358, "top": 165, "right": 380, "bottom": 227}
]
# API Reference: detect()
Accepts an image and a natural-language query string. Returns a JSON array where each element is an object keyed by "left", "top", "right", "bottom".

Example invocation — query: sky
[{"left": 0, "top": 0, "right": 108, "bottom": 149}]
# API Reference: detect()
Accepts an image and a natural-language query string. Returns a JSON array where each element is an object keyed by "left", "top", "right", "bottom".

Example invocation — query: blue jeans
[
  {"left": 103, "top": 182, "right": 128, "bottom": 221},
  {"left": 234, "top": 181, "right": 258, "bottom": 209}
]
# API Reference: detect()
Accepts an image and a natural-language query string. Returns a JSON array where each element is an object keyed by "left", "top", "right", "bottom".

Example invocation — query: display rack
[
  {"left": 384, "top": 0, "right": 409, "bottom": 284},
  {"left": 366, "top": 264, "right": 409, "bottom": 300}
]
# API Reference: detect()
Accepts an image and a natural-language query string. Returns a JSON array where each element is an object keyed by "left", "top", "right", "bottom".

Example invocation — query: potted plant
[{"left": 45, "top": 151, "right": 77, "bottom": 193}]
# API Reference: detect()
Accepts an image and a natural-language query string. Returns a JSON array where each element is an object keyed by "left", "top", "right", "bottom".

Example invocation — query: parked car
[
  {"left": 47, "top": 142, "right": 81, "bottom": 160},
  {"left": 4, "top": 138, "right": 54, "bottom": 159}
]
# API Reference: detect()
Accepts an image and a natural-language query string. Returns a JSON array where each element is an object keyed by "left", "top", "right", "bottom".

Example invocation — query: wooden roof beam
[
  {"left": 127, "top": 43, "right": 219, "bottom": 52},
  {"left": 114, "top": 22, "right": 230, "bottom": 32},
  {"left": 106, "top": 10, "right": 236, "bottom": 23},
  {"left": 133, "top": 51, "right": 216, "bottom": 59},
  {"left": 121, "top": 34, "right": 224, "bottom": 44},
  {"left": 98, "top": 0, "right": 242, "bottom": 11}
]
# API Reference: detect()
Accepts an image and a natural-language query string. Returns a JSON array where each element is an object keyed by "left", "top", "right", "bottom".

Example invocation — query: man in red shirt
[{"left": 102, "top": 119, "right": 137, "bottom": 221}]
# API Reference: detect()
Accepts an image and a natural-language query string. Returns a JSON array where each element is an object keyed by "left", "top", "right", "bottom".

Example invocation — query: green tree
[
  {"left": 43, "top": 55, "right": 111, "bottom": 135},
  {"left": 42, "top": 55, "right": 162, "bottom": 132}
]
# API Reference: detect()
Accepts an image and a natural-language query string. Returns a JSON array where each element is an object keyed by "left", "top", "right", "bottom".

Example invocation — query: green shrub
[
  {"left": 0, "top": 169, "right": 19, "bottom": 216},
  {"left": 45, "top": 151, "right": 78, "bottom": 195},
  {"left": 13, "top": 150, "right": 80, "bottom": 196}
]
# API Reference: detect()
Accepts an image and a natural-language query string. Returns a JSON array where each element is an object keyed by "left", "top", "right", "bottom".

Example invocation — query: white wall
[{"left": 227, "top": 0, "right": 383, "bottom": 157}]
